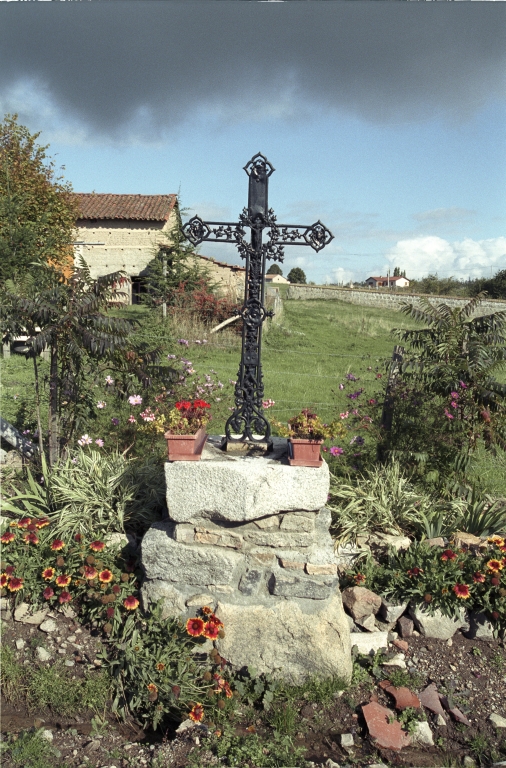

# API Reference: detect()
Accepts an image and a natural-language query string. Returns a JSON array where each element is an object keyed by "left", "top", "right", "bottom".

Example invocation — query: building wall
[
  {"left": 189, "top": 254, "right": 245, "bottom": 301},
  {"left": 286, "top": 284, "right": 506, "bottom": 316}
]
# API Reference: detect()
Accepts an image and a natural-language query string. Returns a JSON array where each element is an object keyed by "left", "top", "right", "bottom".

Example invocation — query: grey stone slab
[
  {"left": 350, "top": 631, "right": 389, "bottom": 655},
  {"left": 409, "top": 603, "right": 468, "bottom": 640},
  {"left": 244, "top": 530, "right": 313, "bottom": 549},
  {"left": 238, "top": 569, "right": 262, "bottom": 596},
  {"left": 165, "top": 456, "right": 329, "bottom": 523},
  {"left": 141, "top": 522, "right": 243, "bottom": 585},
  {"left": 270, "top": 573, "right": 337, "bottom": 600}
]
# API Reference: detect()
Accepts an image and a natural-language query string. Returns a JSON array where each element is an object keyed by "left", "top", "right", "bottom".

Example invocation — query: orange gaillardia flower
[
  {"left": 487, "top": 559, "right": 503, "bottom": 573},
  {"left": 5, "top": 566, "right": 15, "bottom": 576},
  {"left": 453, "top": 583, "right": 471, "bottom": 599},
  {"left": 55, "top": 574, "right": 71, "bottom": 588},
  {"left": 186, "top": 617, "right": 205, "bottom": 637},
  {"left": 35, "top": 518, "right": 50, "bottom": 529},
  {"left": 123, "top": 595, "right": 139, "bottom": 610},
  {"left": 51, "top": 539, "right": 65, "bottom": 551},
  {"left": 8, "top": 577, "right": 24, "bottom": 592},
  {"left": 188, "top": 703, "right": 204, "bottom": 723},
  {"left": 17, "top": 517, "right": 32, "bottom": 529},
  {"left": 43, "top": 586, "right": 54, "bottom": 600},
  {"left": 156, "top": 662, "right": 165, "bottom": 671},
  {"left": 203, "top": 621, "right": 220, "bottom": 640},
  {"left": 58, "top": 591, "right": 72, "bottom": 604},
  {"left": 83, "top": 566, "right": 98, "bottom": 580},
  {"left": 473, "top": 572, "right": 486, "bottom": 583},
  {"left": 201, "top": 606, "right": 213, "bottom": 615},
  {"left": 90, "top": 541, "right": 105, "bottom": 552},
  {"left": 42, "top": 567, "right": 55, "bottom": 581},
  {"left": 441, "top": 549, "right": 456, "bottom": 561},
  {"left": 147, "top": 683, "right": 158, "bottom": 694},
  {"left": 24, "top": 532, "right": 39, "bottom": 545},
  {"left": 1, "top": 531, "right": 16, "bottom": 544},
  {"left": 0, "top": 573, "right": 9, "bottom": 588},
  {"left": 98, "top": 570, "right": 113, "bottom": 584}
]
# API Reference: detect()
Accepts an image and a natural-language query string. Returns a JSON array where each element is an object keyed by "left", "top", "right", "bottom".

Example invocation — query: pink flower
[
  {"left": 128, "top": 415, "right": 136, "bottom": 424},
  {"left": 128, "top": 395, "right": 143, "bottom": 406},
  {"left": 444, "top": 409, "right": 454, "bottom": 420},
  {"left": 450, "top": 391, "right": 459, "bottom": 399},
  {"left": 78, "top": 434, "right": 92, "bottom": 446},
  {"left": 262, "top": 399, "right": 275, "bottom": 409},
  {"left": 96, "top": 401, "right": 106, "bottom": 409},
  {"left": 95, "top": 439, "right": 104, "bottom": 447},
  {"left": 330, "top": 446, "right": 344, "bottom": 456},
  {"left": 339, "top": 384, "right": 344, "bottom": 390},
  {"left": 105, "top": 376, "right": 114, "bottom": 385},
  {"left": 140, "top": 409, "right": 156, "bottom": 422},
  {"left": 451, "top": 401, "right": 458, "bottom": 409},
  {"left": 339, "top": 412, "right": 349, "bottom": 419},
  {"left": 460, "top": 380, "right": 468, "bottom": 389}
]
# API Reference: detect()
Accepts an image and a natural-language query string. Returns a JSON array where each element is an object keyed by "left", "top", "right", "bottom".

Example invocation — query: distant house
[
  {"left": 265, "top": 274, "right": 290, "bottom": 285},
  {"left": 365, "top": 275, "right": 410, "bottom": 289},
  {"left": 73, "top": 193, "right": 245, "bottom": 303}
]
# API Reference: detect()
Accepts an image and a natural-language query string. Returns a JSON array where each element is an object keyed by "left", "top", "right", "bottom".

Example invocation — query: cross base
[{"left": 220, "top": 436, "right": 273, "bottom": 455}]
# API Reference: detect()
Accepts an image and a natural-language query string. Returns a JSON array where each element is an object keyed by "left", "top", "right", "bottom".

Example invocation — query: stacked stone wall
[{"left": 287, "top": 285, "right": 506, "bottom": 316}]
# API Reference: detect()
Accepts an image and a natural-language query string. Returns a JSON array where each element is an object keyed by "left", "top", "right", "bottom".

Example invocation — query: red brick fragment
[
  {"left": 378, "top": 680, "right": 392, "bottom": 690},
  {"left": 384, "top": 685, "right": 421, "bottom": 711},
  {"left": 419, "top": 683, "right": 446, "bottom": 717},
  {"left": 362, "top": 701, "right": 411, "bottom": 751},
  {"left": 392, "top": 638, "right": 409, "bottom": 652},
  {"left": 448, "top": 707, "right": 471, "bottom": 725}
]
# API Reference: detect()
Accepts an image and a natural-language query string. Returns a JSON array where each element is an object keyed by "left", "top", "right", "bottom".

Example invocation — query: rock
[
  {"left": 0, "top": 447, "right": 7, "bottom": 464},
  {"left": 214, "top": 593, "right": 352, "bottom": 685},
  {"left": 464, "top": 611, "right": 495, "bottom": 640},
  {"left": 185, "top": 593, "right": 215, "bottom": 608},
  {"left": 325, "top": 760, "right": 341, "bottom": 768},
  {"left": 14, "top": 602, "right": 30, "bottom": 622},
  {"left": 351, "top": 632, "right": 389, "bottom": 656},
  {"left": 59, "top": 605, "right": 76, "bottom": 619},
  {"left": 279, "top": 558, "right": 305, "bottom": 570},
  {"left": 342, "top": 587, "right": 382, "bottom": 620},
  {"left": 245, "top": 529, "right": 313, "bottom": 549},
  {"left": 21, "top": 609, "right": 49, "bottom": 626},
  {"left": 105, "top": 532, "right": 136, "bottom": 550},
  {"left": 382, "top": 653, "right": 406, "bottom": 669},
  {"left": 15, "top": 638, "right": 25, "bottom": 650},
  {"left": 195, "top": 526, "right": 244, "bottom": 550},
  {"left": 254, "top": 515, "right": 280, "bottom": 530},
  {"left": 426, "top": 537, "right": 445, "bottom": 548},
  {"left": 36, "top": 647, "right": 52, "bottom": 662},
  {"left": 362, "top": 701, "right": 411, "bottom": 750},
  {"left": 397, "top": 616, "right": 414, "bottom": 638},
  {"left": 39, "top": 619, "right": 57, "bottom": 633},
  {"left": 270, "top": 573, "right": 337, "bottom": 600},
  {"left": 383, "top": 685, "right": 421, "bottom": 710},
  {"left": 453, "top": 531, "right": 483, "bottom": 549},
  {"left": 463, "top": 757, "right": 477, "bottom": 768},
  {"left": 238, "top": 569, "right": 262, "bottom": 596},
  {"left": 355, "top": 614, "right": 378, "bottom": 632},
  {"left": 392, "top": 639, "right": 409, "bottom": 652},
  {"left": 41, "top": 730, "right": 54, "bottom": 742},
  {"left": 0, "top": 597, "right": 8, "bottom": 611},
  {"left": 165, "top": 454, "right": 330, "bottom": 523},
  {"left": 409, "top": 603, "right": 468, "bottom": 640},
  {"left": 436, "top": 714, "right": 447, "bottom": 726},
  {"left": 419, "top": 683, "right": 446, "bottom": 717},
  {"left": 64, "top": 660, "right": 75, "bottom": 667},
  {"left": 141, "top": 581, "right": 185, "bottom": 619},
  {"left": 380, "top": 599, "right": 408, "bottom": 624},
  {"left": 305, "top": 563, "right": 337, "bottom": 575},
  {"left": 367, "top": 533, "right": 411, "bottom": 554},
  {"left": 280, "top": 512, "right": 315, "bottom": 533},
  {"left": 141, "top": 523, "right": 243, "bottom": 585},
  {"left": 448, "top": 706, "right": 471, "bottom": 726},
  {"left": 340, "top": 733, "right": 354, "bottom": 748},
  {"left": 489, "top": 713, "right": 506, "bottom": 728},
  {"left": 411, "top": 720, "right": 434, "bottom": 747}
]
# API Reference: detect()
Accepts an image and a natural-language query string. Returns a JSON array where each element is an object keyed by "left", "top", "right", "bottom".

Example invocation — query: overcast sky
[{"left": 1, "top": 1, "right": 505, "bottom": 283}]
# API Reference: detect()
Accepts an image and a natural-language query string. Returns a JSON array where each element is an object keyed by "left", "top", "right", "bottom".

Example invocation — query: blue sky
[{"left": 1, "top": 2, "right": 505, "bottom": 284}]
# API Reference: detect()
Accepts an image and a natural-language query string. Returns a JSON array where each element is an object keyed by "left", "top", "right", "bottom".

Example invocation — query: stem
[
  {"left": 32, "top": 353, "right": 45, "bottom": 461},
  {"left": 48, "top": 344, "right": 59, "bottom": 466}
]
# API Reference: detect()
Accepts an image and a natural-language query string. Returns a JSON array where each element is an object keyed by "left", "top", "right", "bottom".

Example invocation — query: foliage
[
  {"left": 157, "top": 398, "right": 212, "bottom": 436},
  {"left": 329, "top": 460, "right": 432, "bottom": 544},
  {"left": 2, "top": 728, "right": 59, "bottom": 768},
  {"left": 27, "top": 662, "right": 111, "bottom": 716},
  {"left": 479, "top": 269, "right": 506, "bottom": 300},
  {"left": 0, "top": 645, "right": 25, "bottom": 702},
  {"left": 232, "top": 666, "right": 280, "bottom": 712},
  {"left": 342, "top": 538, "right": 506, "bottom": 623},
  {"left": 211, "top": 728, "right": 306, "bottom": 768},
  {"left": 271, "top": 408, "right": 346, "bottom": 441},
  {"left": 1, "top": 259, "right": 135, "bottom": 464},
  {"left": 2, "top": 449, "right": 166, "bottom": 538},
  {"left": 267, "top": 263, "right": 283, "bottom": 276},
  {"left": 287, "top": 267, "right": 306, "bottom": 284},
  {"left": 0, "top": 114, "right": 78, "bottom": 284},
  {"left": 450, "top": 490, "right": 506, "bottom": 537},
  {"left": 170, "top": 279, "right": 242, "bottom": 328}
]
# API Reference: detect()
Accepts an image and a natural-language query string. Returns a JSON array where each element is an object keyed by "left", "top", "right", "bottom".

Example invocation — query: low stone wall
[
  {"left": 140, "top": 437, "right": 351, "bottom": 684},
  {"left": 287, "top": 284, "right": 506, "bottom": 316}
]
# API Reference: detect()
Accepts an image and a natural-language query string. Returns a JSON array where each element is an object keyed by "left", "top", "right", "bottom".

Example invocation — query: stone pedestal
[{"left": 140, "top": 436, "right": 352, "bottom": 684}]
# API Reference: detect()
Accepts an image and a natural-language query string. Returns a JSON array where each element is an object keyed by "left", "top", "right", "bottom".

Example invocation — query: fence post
[{"left": 378, "top": 344, "right": 404, "bottom": 462}]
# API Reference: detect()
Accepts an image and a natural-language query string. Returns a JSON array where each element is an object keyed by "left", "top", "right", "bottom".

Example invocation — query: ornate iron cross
[{"left": 183, "top": 153, "right": 333, "bottom": 446}]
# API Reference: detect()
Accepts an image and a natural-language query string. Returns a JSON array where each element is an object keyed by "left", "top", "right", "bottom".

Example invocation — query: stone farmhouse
[
  {"left": 365, "top": 275, "right": 410, "bottom": 289},
  {"left": 73, "top": 194, "right": 245, "bottom": 304}
]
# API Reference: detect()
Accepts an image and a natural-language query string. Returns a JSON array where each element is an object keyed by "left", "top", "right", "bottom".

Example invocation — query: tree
[
  {"left": 0, "top": 115, "right": 78, "bottom": 284},
  {"left": 1, "top": 260, "right": 135, "bottom": 466},
  {"left": 266, "top": 263, "right": 283, "bottom": 276},
  {"left": 481, "top": 270, "right": 506, "bottom": 300},
  {"left": 287, "top": 267, "right": 306, "bottom": 284},
  {"left": 393, "top": 266, "right": 400, "bottom": 277}
]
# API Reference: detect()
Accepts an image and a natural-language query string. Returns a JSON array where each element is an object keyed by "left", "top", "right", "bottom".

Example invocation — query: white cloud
[
  {"left": 384, "top": 236, "right": 506, "bottom": 280},
  {"left": 324, "top": 266, "right": 355, "bottom": 286}
]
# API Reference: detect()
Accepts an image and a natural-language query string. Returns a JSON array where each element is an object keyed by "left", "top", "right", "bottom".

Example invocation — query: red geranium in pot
[{"left": 163, "top": 399, "right": 211, "bottom": 461}]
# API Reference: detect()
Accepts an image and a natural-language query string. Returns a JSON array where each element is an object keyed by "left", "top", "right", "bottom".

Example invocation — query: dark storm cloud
[{"left": 1, "top": 2, "right": 505, "bottom": 138}]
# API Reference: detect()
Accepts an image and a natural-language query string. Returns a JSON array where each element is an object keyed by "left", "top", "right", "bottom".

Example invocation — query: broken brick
[
  {"left": 362, "top": 701, "right": 411, "bottom": 751},
  {"left": 419, "top": 683, "right": 446, "bottom": 717},
  {"left": 384, "top": 685, "right": 421, "bottom": 710}
]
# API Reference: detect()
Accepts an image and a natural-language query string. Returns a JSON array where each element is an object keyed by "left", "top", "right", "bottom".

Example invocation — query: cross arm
[
  {"left": 182, "top": 216, "right": 245, "bottom": 247},
  {"left": 267, "top": 220, "right": 333, "bottom": 253}
]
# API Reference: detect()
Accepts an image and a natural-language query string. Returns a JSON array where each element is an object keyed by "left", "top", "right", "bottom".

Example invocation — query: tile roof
[
  {"left": 367, "top": 275, "right": 408, "bottom": 282},
  {"left": 74, "top": 193, "right": 177, "bottom": 222}
]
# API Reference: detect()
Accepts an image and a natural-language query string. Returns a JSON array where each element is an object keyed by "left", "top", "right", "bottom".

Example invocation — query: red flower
[
  {"left": 123, "top": 595, "right": 139, "bottom": 610},
  {"left": 0, "top": 574, "right": 8, "bottom": 588},
  {"left": 90, "top": 540, "right": 105, "bottom": 552},
  {"left": 35, "top": 518, "right": 50, "bottom": 529},
  {"left": 98, "top": 569, "right": 113, "bottom": 584},
  {"left": 7, "top": 577, "right": 24, "bottom": 592},
  {"left": 207, "top": 613, "right": 224, "bottom": 629},
  {"left": 42, "top": 567, "right": 55, "bottom": 581},
  {"left": 56, "top": 574, "right": 71, "bottom": 588},
  {"left": 354, "top": 573, "right": 366, "bottom": 584},
  {"left": 186, "top": 617, "right": 205, "bottom": 637},
  {"left": 473, "top": 572, "right": 485, "bottom": 583},
  {"left": 203, "top": 621, "right": 220, "bottom": 640},
  {"left": 188, "top": 703, "right": 204, "bottom": 723},
  {"left": 201, "top": 606, "right": 213, "bottom": 615},
  {"left": 193, "top": 399, "right": 211, "bottom": 409},
  {"left": 441, "top": 549, "right": 456, "bottom": 561},
  {"left": 50, "top": 539, "right": 65, "bottom": 551},
  {"left": 106, "top": 606, "right": 115, "bottom": 618},
  {"left": 407, "top": 567, "right": 422, "bottom": 578},
  {"left": 74, "top": 533, "right": 82, "bottom": 542},
  {"left": 453, "top": 583, "right": 470, "bottom": 599},
  {"left": 1, "top": 531, "right": 15, "bottom": 544},
  {"left": 83, "top": 566, "right": 98, "bottom": 580},
  {"left": 223, "top": 681, "right": 233, "bottom": 699},
  {"left": 58, "top": 591, "right": 72, "bottom": 604},
  {"left": 24, "top": 532, "right": 39, "bottom": 545},
  {"left": 175, "top": 401, "right": 191, "bottom": 411},
  {"left": 17, "top": 517, "right": 32, "bottom": 529},
  {"left": 43, "top": 587, "right": 54, "bottom": 600},
  {"left": 27, "top": 523, "right": 37, "bottom": 532},
  {"left": 5, "top": 566, "right": 15, "bottom": 576}
]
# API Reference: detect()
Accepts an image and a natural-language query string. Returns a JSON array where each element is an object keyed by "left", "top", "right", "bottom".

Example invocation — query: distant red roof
[
  {"left": 367, "top": 275, "right": 408, "bottom": 282},
  {"left": 74, "top": 193, "right": 177, "bottom": 222}
]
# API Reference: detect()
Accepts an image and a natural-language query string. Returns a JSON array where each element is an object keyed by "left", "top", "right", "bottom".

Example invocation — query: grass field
[{"left": 2, "top": 297, "right": 505, "bottom": 495}]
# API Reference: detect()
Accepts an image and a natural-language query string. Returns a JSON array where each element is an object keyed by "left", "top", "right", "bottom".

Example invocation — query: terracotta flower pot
[
  {"left": 287, "top": 438, "right": 323, "bottom": 467},
  {"left": 164, "top": 428, "right": 208, "bottom": 461}
]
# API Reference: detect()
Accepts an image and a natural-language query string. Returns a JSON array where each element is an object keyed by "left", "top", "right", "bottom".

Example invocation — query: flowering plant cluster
[
  {"left": 272, "top": 409, "right": 346, "bottom": 441},
  {"left": 163, "top": 399, "right": 212, "bottom": 435},
  {"left": 342, "top": 536, "right": 506, "bottom": 624}
]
